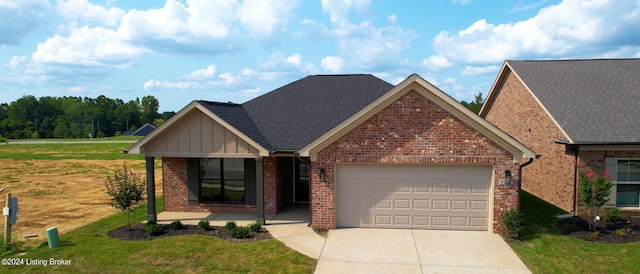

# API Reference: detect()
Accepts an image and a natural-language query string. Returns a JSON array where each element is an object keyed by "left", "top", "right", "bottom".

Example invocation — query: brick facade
[
  {"left": 311, "top": 90, "right": 522, "bottom": 233},
  {"left": 162, "top": 157, "right": 282, "bottom": 215},
  {"left": 484, "top": 71, "right": 576, "bottom": 213}
]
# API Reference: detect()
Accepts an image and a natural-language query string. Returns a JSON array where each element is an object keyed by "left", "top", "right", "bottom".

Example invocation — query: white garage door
[{"left": 336, "top": 165, "right": 492, "bottom": 230}]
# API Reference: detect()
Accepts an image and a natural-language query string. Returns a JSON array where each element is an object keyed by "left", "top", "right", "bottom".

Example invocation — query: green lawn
[
  {"left": 0, "top": 139, "right": 143, "bottom": 160},
  {"left": 511, "top": 191, "right": 640, "bottom": 273},
  {"left": 2, "top": 198, "right": 317, "bottom": 273}
]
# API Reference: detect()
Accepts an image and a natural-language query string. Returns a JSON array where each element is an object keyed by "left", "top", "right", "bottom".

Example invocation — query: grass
[
  {"left": 0, "top": 141, "right": 143, "bottom": 160},
  {"left": 2, "top": 198, "right": 317, "bottom": 273},
  {"left": 510, "top": 191, "right": 640, "bottom": 273}
]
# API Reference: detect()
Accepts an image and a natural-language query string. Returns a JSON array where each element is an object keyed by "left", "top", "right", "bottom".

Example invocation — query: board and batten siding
[{"left": 142, "top": 109, "right": 261, "bottom": 158}]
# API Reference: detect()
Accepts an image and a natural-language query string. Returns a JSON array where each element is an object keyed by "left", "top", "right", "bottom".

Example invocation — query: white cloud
[
  {"left": 31, "top": 26, "right": 148, "bottom": 68},
  {"left": 432, "top": 0, "right": 640, "bottom": 64},
  {"left": 144, "top": 79, "right": 196, "bottom": 90},
  {"left": 238, "top": 0, "right": 296, "bottom": 38},
  {"left": 286, "top": 53, "right": 302, "bottom": 66},
  {"left": 422, "top": 55, "right": 454, "bottom": 71},
  {"left": 462, "top": 65, "right": 500, "bottom": 75},
  {"left": 321, "top": 0, "right": 371, "bottom": 27},
  {"left": 388, "top": 14, "right": 397, "bottom": 24},
  {"left": 321, "top": 56, "right": 343, "bottom": 73},
  {"left": 56, "top": 0, "right": 125, "bottom": 26},
  {"left": 8, "top": 56, "right": 29, "bottom": 70},
  {"left": 186, "top": 65, "right": 217, "bottom": 80},
  {"left": 0, "top": 0, "right": 50, "bottom": 45}
]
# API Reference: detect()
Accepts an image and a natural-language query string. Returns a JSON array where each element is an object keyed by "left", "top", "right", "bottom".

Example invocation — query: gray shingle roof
[
  {"left": 197, "top": 101, "right": 273, "bottom": 151},
  {"left": 507, "top": 59, "right": 640, "bottom": 144},
  {"left": 201, "top": 74, "right": 393, "bottom": 151}
]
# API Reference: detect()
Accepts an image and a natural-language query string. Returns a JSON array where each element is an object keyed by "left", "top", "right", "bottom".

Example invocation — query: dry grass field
[{"left": 1, "top": 158, "right": 162, "bottom": 246}]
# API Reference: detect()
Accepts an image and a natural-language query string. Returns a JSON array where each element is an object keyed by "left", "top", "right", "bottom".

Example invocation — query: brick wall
[
  {"left": 311, "top": 90, "right": 520, "bottom": 233},
  {"left": 484, "top": 71, "right": 576, "bottom": 213},
  {"left": 162, "top": 157, "right": 280, "bottom": 214}
]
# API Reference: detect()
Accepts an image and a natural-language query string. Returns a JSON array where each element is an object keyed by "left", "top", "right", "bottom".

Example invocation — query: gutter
[
  {"left": 573, "top": 150, "right": 579, "bottom": 214},
  {"left": 518, "top": 155, "right": 540, "bottom": 209}
]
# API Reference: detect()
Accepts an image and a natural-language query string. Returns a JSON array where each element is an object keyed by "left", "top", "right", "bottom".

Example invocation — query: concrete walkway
[{"left": 157, "top": 210, "right": 530, "bottom": 273}]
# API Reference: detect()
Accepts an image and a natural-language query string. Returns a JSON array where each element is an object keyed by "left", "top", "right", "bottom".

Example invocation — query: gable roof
[
  {"left": 481, "top": 59, "right": 640, "bottom": 144},
  {"left": 128, "top": 74, "right": 393, "bottom": 155},
  {"left": 299, "top": 74, "right": 537, "bottom": 162},
  {"left": 241, "top": 74, "right": 394, "bottom": 150}
]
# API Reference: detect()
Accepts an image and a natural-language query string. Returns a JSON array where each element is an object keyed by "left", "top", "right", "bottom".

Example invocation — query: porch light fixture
[
  {"left": 319, "top": 168, "right": 326, "bottom": 182},
  {"left": 500, "top": 170, "right": 513, "bottom": 186}
]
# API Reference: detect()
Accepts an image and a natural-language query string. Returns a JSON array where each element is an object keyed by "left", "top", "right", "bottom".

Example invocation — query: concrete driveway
[{"left": 315, "top": 228, "right": 530, "bottom": 274}]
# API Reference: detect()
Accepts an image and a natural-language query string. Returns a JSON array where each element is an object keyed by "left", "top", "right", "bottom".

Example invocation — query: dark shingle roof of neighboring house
[
  {"left": 506, "top": 59, "right": 640, "bottom": 144},
  {"left": 202, "top": 74, "right": 393, "bottom": 151},
  {"left": 241, "top": 74, "right": 394, "bottom": 150},
  {"left": 197, "top": 101, "right": 273, "bottom": 151},
  {"left": 122, "top": 123, "right": 156, "bottom": 136}
]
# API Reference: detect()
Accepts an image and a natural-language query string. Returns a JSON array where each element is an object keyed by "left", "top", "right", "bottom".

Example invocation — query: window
[
  {"left": 200, "top": 158, "right": 246, "bottom": 204},
  {"left": 616, "top": 160, "right": 640, "bottom": 207}
]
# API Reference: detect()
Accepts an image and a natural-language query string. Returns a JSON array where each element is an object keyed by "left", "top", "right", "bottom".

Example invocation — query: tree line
[{"left": 0, "top": 95, "right": 175, "bottom": 139}]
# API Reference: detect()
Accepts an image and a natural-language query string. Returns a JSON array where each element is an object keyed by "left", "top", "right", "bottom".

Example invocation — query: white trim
[
  {"left": 126, "top": 101, "right": 270, "bottom": 157},
  {"left": 299, "top": 74, "right": 537, "bottom": 162}
]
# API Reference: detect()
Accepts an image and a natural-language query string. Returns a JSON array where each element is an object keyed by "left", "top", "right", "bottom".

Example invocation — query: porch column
[
  {"left": 256, "top": 158, "right": 265, "bottom": 224},
  {"left": 146, "top": 156, "right": 156, "bottom": 222}
]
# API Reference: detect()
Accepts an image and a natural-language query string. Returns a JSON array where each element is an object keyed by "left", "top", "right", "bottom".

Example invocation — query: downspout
[
  {"left": 518, "top": 155, "right": 539, "bottom": 209},
  {"left": 297, "top": 156, "right": 313, "bottom": 227}
]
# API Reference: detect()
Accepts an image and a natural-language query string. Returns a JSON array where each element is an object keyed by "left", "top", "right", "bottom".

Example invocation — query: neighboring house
[
  {"left": 121, "top": 123, "right": 156, "bottom": 136},
  {"left": 127, "top": 74, "right": 536, "bottom": 233},
  {"left": 480, "top": 59, "right": 640, "bottom": 214}
]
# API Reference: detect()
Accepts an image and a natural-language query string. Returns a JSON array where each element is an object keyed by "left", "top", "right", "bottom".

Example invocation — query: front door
[{"left": 294, "top": 159, "right": 310, "bottom": 203}]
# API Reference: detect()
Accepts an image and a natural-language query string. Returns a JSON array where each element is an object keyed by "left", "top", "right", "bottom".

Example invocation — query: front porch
[{"left": 155, "top": 204, "right": 310, "bottom": 226}]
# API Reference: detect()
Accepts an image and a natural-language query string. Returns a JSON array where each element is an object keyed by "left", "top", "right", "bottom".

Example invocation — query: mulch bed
[
  {"left": 108, "top": 224, "right": 273, "bottom": 243},
  {"left": 557, "top": 212, "right": 640, "bottom": 244}
]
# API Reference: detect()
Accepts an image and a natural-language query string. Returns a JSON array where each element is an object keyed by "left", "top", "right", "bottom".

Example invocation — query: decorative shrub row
[{"left": 225, "top": 221, "right": 262, "bottom": 239}]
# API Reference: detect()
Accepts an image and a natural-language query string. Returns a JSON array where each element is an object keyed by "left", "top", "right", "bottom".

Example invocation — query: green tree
[
  {"left": 104, "top": 165, "right": 146, "bottom": 230},
  {"left": 460, "top": 92, "right": 484, "bottom": 114},
  {"left": 140, "top": 95, "right": 160, "bottom": 124},
  {"left": 579, "top": 172, "right": 613, "bottom": 230}
]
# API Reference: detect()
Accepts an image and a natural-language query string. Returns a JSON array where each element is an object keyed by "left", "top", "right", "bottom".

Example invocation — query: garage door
[{"left": 336, "top": 165, "right": 492, "bottom": 230}]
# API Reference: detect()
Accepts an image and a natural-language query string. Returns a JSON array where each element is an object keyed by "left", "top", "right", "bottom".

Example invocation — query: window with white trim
[{"left": 616, "top": 159, "right": 640, "bottom": 207}]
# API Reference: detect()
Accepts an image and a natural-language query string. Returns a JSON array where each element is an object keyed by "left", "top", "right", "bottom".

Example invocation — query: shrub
[
  {"left": 224, "top": 221, "right": 237, "bottom": 231},
  {"left": 169, "top": 220, "right": 184, "bottom": 230},
  {"left": 230, "top": 226, "right": 251, "bottom": 239},
  {"left": 198, "top": 219, "right": 210, "bottom": 230},
  {"left": 145, "top": 221, "right": 163, "bottom": 236},
  {"left": 603, "top": 208, "right": 622, "bottom": 222},
  {"left": 502, "top": 208, "right": 524, "bottom": 240},
  {"left": 614, "top": 228, "right": 628, "bottom": 239},
  {"left": 104, "top": 165, "right": 146, "bottom": 230},
  {"left": 588, "top": 230, "right": 600, "bottom": 241},
  {"left": 249, "top": 222, "right": 262, "bottom": 233}
]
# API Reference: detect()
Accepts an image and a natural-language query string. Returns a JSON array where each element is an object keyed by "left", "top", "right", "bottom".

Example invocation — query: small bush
[
  {"left": 614, "top": 228, "right": 628, "bottom": 239},
  {"left": 225, "top": 221, "right": 237, "bottom": 231},
  {"left": 145, "top": 220, "right": 163, "bottom": 236},
  {"left": 169, "top": 220, "right": 185, "bottom": 230},
  {"left": 502, "top": 208, "right": 524, "bottom": 239},
  {"left": 230, "top": 226, "right": 251, "bottom": 239},
  {"left": 588, "top": 230, "right": 600, "bottom": 241},
  {"left": 198, "top": 219, "right": 210, "bottom": 230},
  {"left": 249, "top": 222, "right": 262, "bottom": 233},
  {"left": 603, "top": 208, "right": 622, "bottom": 222}
]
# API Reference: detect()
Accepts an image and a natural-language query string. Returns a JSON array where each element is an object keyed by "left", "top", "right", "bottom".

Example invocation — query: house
[
  {"left": 480, "top": 59, "right": 640, "bottom": 214},
  {"left": 127, "top": 74, "right": 537, "bottom": 233},
  {"left": 121, "top": 123, "right": 156, "bottom": 136}
]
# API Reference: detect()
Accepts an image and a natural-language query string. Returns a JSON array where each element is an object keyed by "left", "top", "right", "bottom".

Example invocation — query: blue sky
[{"left": 1, "top": 0, "right": 639, "bottom": 112}]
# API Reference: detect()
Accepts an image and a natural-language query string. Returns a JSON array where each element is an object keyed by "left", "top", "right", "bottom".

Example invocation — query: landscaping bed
[
  {"left": 557, "top": 211, "right": 640, "bottom": 243},
  {"left": 108, "top": 224, "right": 273, "bottom": 243}
]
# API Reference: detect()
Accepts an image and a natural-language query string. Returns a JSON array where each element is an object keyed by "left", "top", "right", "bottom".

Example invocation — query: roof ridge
[{"left": 507, "top": 58, "right": 640, "bottom": 62}]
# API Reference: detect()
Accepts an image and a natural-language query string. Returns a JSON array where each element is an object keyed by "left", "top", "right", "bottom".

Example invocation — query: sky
[{"left": 1, "top": 0, "right": 639, "bottom": 112}]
